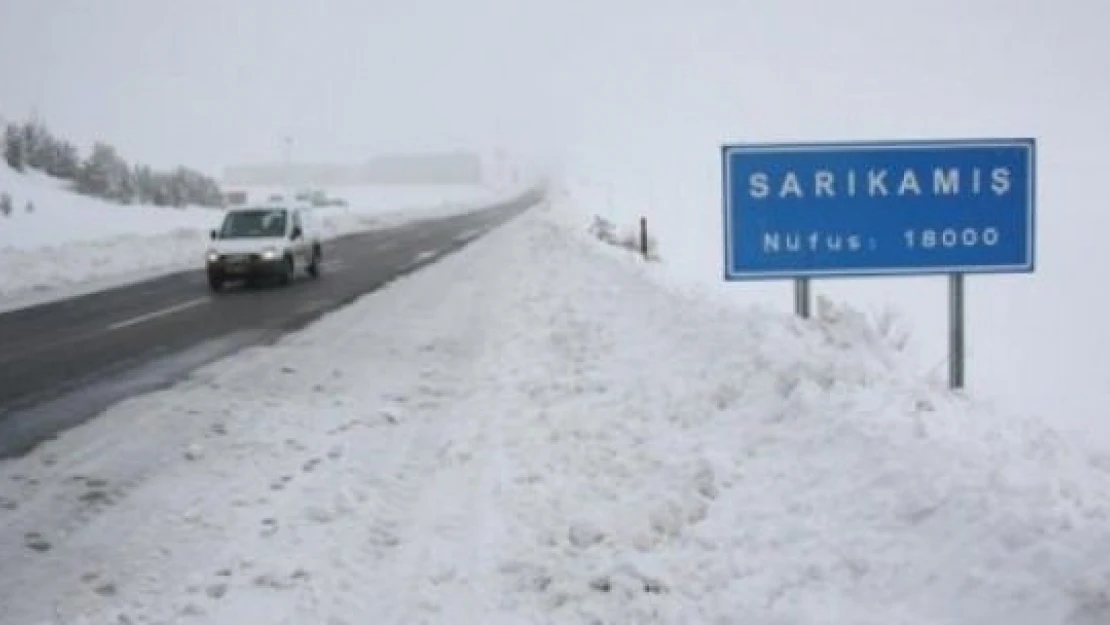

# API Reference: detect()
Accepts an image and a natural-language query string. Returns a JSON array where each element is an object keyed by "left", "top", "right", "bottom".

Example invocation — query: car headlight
[
  {"left": 261, "top": 248, "right": 280, "bottom": 260},
  {"left": 206, "top": 251, "right": 219, "bottom": 262}
]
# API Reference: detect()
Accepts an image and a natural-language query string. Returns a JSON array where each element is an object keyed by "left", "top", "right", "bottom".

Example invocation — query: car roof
[{"left": 228, "top": 205, "right": 291, "bottom": 213}]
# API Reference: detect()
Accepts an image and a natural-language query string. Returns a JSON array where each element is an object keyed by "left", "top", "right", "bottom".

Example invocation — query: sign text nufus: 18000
[{"left": 904, "top": 227, "right": 1000, "bottom": 250}]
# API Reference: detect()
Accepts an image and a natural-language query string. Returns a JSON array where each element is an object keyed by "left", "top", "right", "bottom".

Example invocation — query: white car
[{"left": 205, "top": 205, "right": 322, "bottom": 291}]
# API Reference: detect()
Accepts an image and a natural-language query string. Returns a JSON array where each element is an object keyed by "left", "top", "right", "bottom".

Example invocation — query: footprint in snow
[
  {"left": 253, "top": 568, "right": 309, "bottom": 590},
  {"left": 179, "top": 603, "right": 206, "bottom": 617},
  {"left": 80, "top": 489, "right": 113, "bottom": 506},
  {"left": 384, "top": 393, "right": 410, "bottom": 405},
  {"left": 305, "top": 505, "right": 334, "bottom": 524},
  {"left": 205, "top": 583, "right": 229, "bottom": 600},
  {"left": 25, "top": 532, "right": 51, "bottom": 552}
]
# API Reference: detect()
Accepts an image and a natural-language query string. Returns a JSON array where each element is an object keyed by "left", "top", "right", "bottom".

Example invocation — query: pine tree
[
  {"left": 22, "top": 120, "right": 52, "bottom": 171},
  {"left": 168, "top": 168, "right": 190, "bottom": 207},
  {"left": 116, "top": 162, "right": 136, "bottom": 203},
  {"left": 4, "top": 125, "right": 24, "bottom": 171},
  {"left": 77, "top": 142, "right": 123, "bottom": 199},
  {"left": 0, "top": 113, "right": 225, "bottom": 207},
  {"left": 48, "top": 141, "right": 80, "bottom": 180},
  {"left": 0, "top": 193, "right": 12, "bottom": 216},
  {"left": 133, "top": 164, "right": 154, "bottom": 204},
  {"left": 150, "top": 172, "right": 172, "bottom": 206}
]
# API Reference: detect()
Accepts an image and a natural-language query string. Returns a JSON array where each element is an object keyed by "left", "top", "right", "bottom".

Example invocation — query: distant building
[
  {"left": 224, "top": 190, "right": 248, "bottom": 206},
  {"left": 221, "top": 151, "right": 485, "bottom": 187}
]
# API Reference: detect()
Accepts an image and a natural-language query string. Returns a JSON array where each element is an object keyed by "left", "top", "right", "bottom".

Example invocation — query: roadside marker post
[
  {"left": 794, "top": 277, "right": 810, "bottom": 319},
  {"left": 722, "top": 139, "right": 1036, "bottom": 390}
]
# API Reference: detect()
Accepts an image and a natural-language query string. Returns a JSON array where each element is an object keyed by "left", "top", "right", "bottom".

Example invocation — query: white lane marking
[
  {"left": 106, "top": 297, "right": 208, "bottom": 331},
  {"left": 454, "top": 228, "right": 483, "bottom": 242},
  {"left": 401, "top": 250, "right": 440, "bottom": 272}
]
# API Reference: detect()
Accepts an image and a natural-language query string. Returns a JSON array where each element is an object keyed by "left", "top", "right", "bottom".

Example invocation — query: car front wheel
[
  {"left": 279, "top": 255, "right": 295, "bottom": 285},
  {"left": 307, "top": 246, "right": 321, "bottom": 278}
]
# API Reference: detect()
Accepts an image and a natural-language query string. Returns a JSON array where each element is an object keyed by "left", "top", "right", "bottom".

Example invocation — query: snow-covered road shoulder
[{"left": 2, "top": 202, "right": 1110, "bottom": 625}]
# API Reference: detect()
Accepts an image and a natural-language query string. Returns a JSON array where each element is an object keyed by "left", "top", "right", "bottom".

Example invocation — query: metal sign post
[
  {"left": 949, "top": 273, "right": 965, "bottom": 389},
  {"left": 722, "top": 138, "right": 1036, "bottom": 392},
  {"left": 794, "top": 277, "right": 811, "bottom": 319}
]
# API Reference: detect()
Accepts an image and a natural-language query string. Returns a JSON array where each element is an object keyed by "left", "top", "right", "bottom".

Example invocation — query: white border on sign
[{"left": 720, "top": 138, "right": 1037, "bottom": 281}]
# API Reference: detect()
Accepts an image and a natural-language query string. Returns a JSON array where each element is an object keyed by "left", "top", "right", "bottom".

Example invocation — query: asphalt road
[{"left": 0, "top": 192, "right": 538, "bottom": 458}]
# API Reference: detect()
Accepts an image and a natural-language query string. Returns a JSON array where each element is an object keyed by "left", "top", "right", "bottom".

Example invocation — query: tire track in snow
[{"left": 356, "top": 233, "right": 515, "bottom": 624}]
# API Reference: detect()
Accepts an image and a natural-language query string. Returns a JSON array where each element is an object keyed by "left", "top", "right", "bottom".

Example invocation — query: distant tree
[
  {"left": 116, "top": 163, "right": 137, "bottom": 203},
  {"left": 166, "top": 166, "right": 224, "bottom": 207},
  {"left": 4, "top": 125, "right": 25, "bottom": 171},
  {"left": 132, "top": 164, "right": 154, "bottom": 204},
  {"left": 150, "top": 172, "right": 173, "bottom": 206},
  {"left": 25, "top": 200, "right": 34, "bottom": 213},
  {"left": 77, "top": 141, "right": 125, "bottom": 199},
  {"left": 2, "top": 113, "right": 224, "bottom": 206},
  {"left": 0, "top": 193, "right": 12, "bottom": 216},
  {"left": 22, "top": 119, "right": 53, "bottom": 171},
  {"left": 47, "top": 140, "right": 80, "bottom": 180},
  {"left": 168, "top": 168, "right": 191, "bottom": 207}
]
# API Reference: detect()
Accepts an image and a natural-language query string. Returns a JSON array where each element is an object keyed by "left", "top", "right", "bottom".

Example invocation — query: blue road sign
[{"left": 722, "top": 139, "right": 1036, "bottom": 280}]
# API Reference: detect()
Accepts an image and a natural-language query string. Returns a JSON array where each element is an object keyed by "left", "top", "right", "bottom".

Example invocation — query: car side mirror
[
  {"left": 291, "top": 226, "right": 303, "bottom": 240},
  {"left": 210, "top": 229, "right": 218, "bottom": 240}
]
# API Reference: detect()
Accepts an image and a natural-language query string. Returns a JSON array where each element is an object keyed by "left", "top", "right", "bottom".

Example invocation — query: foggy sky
[{"left": 3, "top": 1, "right": 1106, "bottom": 176}]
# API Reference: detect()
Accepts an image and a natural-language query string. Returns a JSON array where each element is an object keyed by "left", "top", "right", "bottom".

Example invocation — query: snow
[
  {"left": 0, "top": 167, "right": 219, "bottom": 250},
  {"left": 521, "top": 1, "right": 1110, "bottom": 451},
  {"left": 3, "top": 1, "right": 1110, "bottom": 620},
  {"left": 0, "top": 162, "right": 530, "bottom": 309},
  {"left": 3, "top": 201, "right": 1110, "bottom": 624}
]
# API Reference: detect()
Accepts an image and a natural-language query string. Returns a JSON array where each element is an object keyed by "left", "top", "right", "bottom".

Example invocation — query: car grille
[{"left": 222, "top": 253, "right": 259, "bottom": 263}]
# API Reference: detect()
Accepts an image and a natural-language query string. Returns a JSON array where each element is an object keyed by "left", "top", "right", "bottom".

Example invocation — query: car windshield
[{"left": 219, "top": 209, "right": 288, "bottom": 238}]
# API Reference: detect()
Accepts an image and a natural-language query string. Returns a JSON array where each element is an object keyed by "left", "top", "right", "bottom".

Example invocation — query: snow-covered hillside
[
  {"left": 0, "top": 166, "right": 219, "bottom": 251},
  {"left": 0, "top": 163, "right": 529, "bottom": 310},
  {"left": 1, "top": 200, "right": 1108, "bottom": 625}
]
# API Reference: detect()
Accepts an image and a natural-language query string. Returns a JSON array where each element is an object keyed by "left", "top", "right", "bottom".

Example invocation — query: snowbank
[
  {"left": 0, "top": 165, "right": 219, "bottom": 251},
  {"left": 0, "top": 163, "right": 532, "bottom": 308},
  {"left": 2, "top": 200, "right": 1109, "bottom": 624}
]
